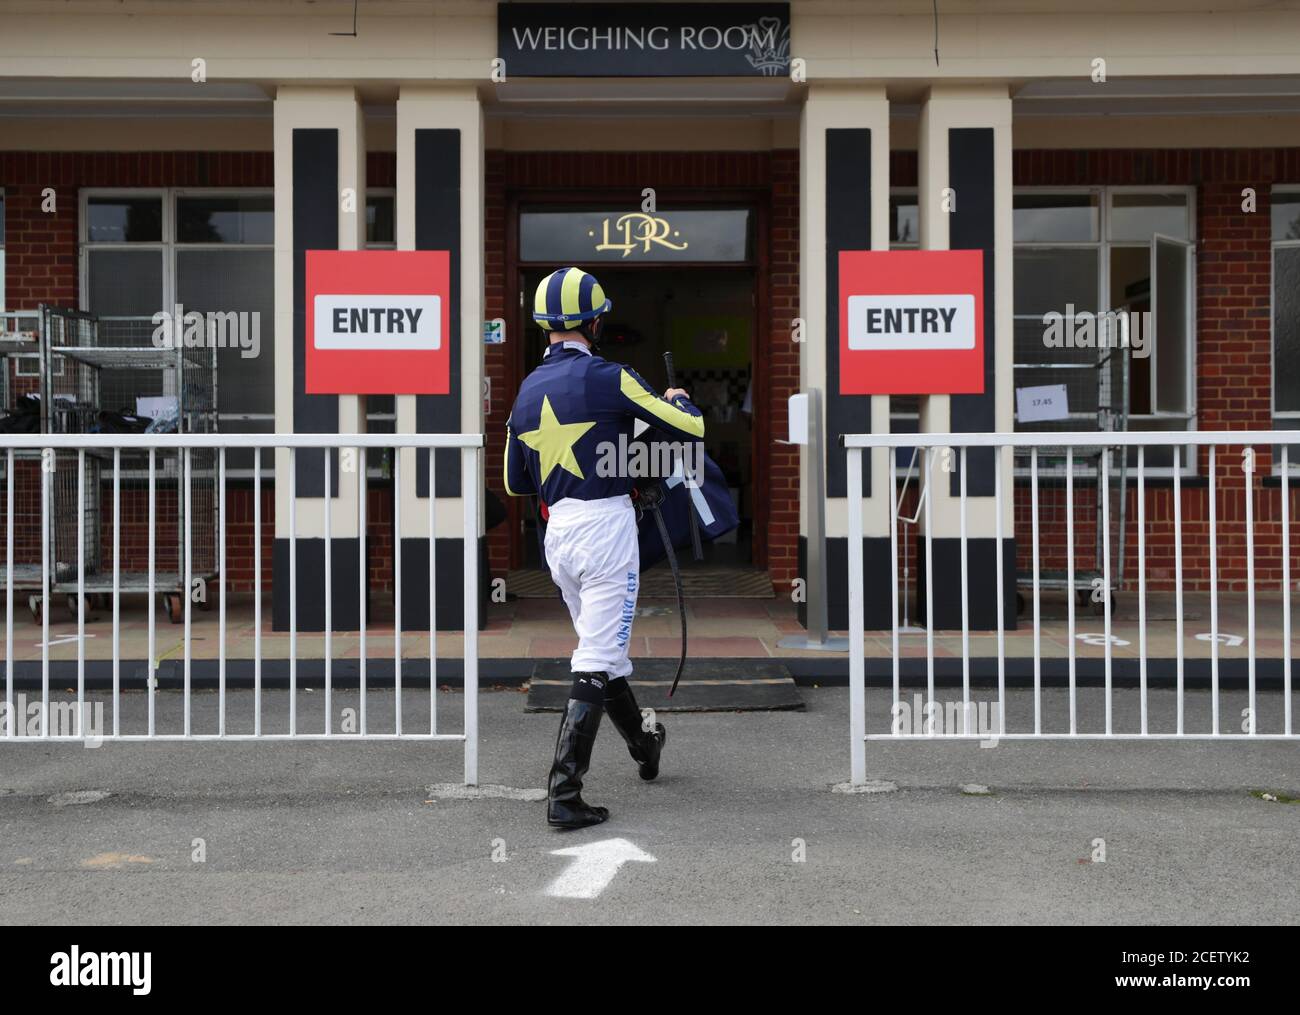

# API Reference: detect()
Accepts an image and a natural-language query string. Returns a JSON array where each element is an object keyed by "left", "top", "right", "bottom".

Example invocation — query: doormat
[
  {"left": 525, "top": 658, "right": 803, "bottom": 713},
  {"left": 507, "top": 567, "right": 775, "bottom": 599}
]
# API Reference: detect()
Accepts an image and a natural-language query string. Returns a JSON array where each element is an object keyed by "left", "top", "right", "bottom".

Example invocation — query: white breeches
[{"left": 544, "top": 495, "right": 640, "bottom": 679}]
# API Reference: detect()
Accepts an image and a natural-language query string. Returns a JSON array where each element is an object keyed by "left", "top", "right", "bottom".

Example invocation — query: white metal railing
[
  {"left": 0, "top": 433, "right": 483, "bottom": 785},
  {"left": 844, "top": 430, "right": 1299, "bottom": 785}
]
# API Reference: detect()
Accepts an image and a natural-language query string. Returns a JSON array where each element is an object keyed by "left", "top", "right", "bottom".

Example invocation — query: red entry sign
[
  {"left": 305, "top": 250, "right": 451, "bottom": 395},
  {"left": 838, "top": 249, "right": 985, "bottom": 395}
]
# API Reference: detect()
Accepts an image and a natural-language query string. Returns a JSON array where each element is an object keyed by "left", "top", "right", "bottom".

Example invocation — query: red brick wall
[
  {"left": 482, "top": 149, "right": 801, "bottom": 586},
  {"left": 767, "top": 150, "right": 801, "bottom": 586}
]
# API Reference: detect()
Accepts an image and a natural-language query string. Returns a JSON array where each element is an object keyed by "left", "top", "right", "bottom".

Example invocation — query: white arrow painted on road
[{"left": 545, "top": 837, "right": 656, "bottom": 900}]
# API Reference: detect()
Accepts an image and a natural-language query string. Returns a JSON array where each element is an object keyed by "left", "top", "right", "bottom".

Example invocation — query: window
[
  {"left": 77, "top": 188, "right": 414, "bottom": 468},
  {"left": 1110, "top": 192, "right": 1191, "bottom": 243},
  {"left": 1013, "top": 188, "right": 1195, "bottom": 455},
  {"left": 366, "top": 191, "right": 395, "bottom": 249},
  {"left": 1273, "top": 190, "right": 1300, "bottom": 416},
  {"left": 890, "top": 191, "right": 918, "bottom": 248},
  {"left": 81, "top": 189, "right": 274, "bottom": 472},
  {"left": 1272, "top": 189, "right": 1300, "bottom": 470},
  {"left": 1014, "top": 191, "right": 1099, "bottom": 243},
  {"left": 80, "top": 191, "right": 170, "bottom": 469},
  {"left": 1013, "top": 187, "right": 1195, "bottom": 474},
  {"left": 177, "top": 194, "right": 273, "bottom": 244},
  {"left": 175, "top": 194, "right": 274, "bottom": 468},
  {"left": 0, "top": 188, "right": 5, "bottom": 311},
  {"left": 87, "top": 195, "right": 163, "bottom": 243}
]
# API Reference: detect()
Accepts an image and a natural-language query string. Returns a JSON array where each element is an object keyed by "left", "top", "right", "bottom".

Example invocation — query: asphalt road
[{"left": 0, "top": 687, "right": 1297, "bottom": 924}]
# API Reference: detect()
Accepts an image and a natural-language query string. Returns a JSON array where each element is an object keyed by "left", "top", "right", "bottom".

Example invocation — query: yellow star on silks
[{"left": 517, "top": 395, "right": 597, "bottom": 484}]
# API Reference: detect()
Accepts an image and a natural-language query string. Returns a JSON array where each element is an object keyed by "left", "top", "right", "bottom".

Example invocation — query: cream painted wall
[
  {"left": 0, "top": 1, "right": 1296, "bottom": 84},
  {"left": 794, "top": 4, "right": 1300, "bottom": 79},
  {"left": 0, "top": 1, "right": 494, "bottom": 82}
]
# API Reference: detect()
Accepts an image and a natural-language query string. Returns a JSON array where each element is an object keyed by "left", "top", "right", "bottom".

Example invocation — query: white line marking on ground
[{"left": 35, "top": 634, "right": 96, "bottom": 649}]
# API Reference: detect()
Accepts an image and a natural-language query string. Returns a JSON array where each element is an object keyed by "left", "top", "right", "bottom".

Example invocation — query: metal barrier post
[
  {"left": 845, "top": 445, "right": 866, "bottom": 785},
  {"left": 462, "top": 446, "right": 480, "bottom": 786}
]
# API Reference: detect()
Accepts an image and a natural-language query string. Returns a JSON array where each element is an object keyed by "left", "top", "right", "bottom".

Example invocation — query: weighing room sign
[
  {"left": 305, "top": 250, "right": 450, "bottom": 395},
  {"left": 498, "top": 2, "right": 791, "bottom": 77},
  {"left": 838, "top": 249, "right": 985, "bottom": 395}
]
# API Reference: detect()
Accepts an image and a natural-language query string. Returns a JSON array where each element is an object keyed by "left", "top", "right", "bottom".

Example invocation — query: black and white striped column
[
  {"left": 916, "top": 86, "right": 1016, "bottom": 631},
  {"left": 272, "top": 87, "right": 367, "bottom": 632}
]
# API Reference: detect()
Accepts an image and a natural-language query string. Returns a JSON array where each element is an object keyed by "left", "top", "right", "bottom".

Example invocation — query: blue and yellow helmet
[{"left": 532, "top": 267, "right": 611, "bottom": 332}]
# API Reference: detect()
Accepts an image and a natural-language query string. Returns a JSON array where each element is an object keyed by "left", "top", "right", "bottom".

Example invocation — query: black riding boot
[
  {"left": 547, "top": 672, "right": 611, "bottom": 829},
  {"left": 604, "top": 678, "right": 667, "bottom": 782}
]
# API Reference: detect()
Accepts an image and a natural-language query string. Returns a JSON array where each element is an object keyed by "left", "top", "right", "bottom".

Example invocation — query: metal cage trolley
[
  {"left": 0, "top": 310, "right": 48, "bottom": 617},
  {"left": 39, "top": 307, "right": 219, "bottom": 623},
  {"left": 1013, "top": 309, "right": 1131, "bottom": 614}
]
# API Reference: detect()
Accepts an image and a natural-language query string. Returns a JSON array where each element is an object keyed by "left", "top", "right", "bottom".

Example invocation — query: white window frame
[
  {"left": 1270, "top": 186, "right": 1300, "bottom": 474},
  {"left": 1013, "top": 184, "right": 1197, "bottom": 477},
  {"left": 1109, "top": 186, "right": 1197, "bottom": 426},
  {"left": 79, "top": 186, "right": 171, "bottom": 312}
]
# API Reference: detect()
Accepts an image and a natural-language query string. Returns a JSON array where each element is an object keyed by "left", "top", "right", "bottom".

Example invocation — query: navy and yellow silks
[
  {"left": 506, "top": 340, "right": 740, "bottom": 699},
  {"left": 504, "top": 343, "right": 705, "bottom": 505}
]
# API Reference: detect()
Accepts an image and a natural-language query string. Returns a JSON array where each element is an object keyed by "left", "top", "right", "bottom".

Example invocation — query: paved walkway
[
  {"left": 1, "top": 589, "right": 1295, "bottom": 663},
  {"left": 2, "top": 687, "right": 1298, "bottom": 925}
]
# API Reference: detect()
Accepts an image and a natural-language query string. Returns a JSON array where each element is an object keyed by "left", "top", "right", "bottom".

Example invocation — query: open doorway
[{"left": 516, "top": 265, "right": 758, "bottom": 576}]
